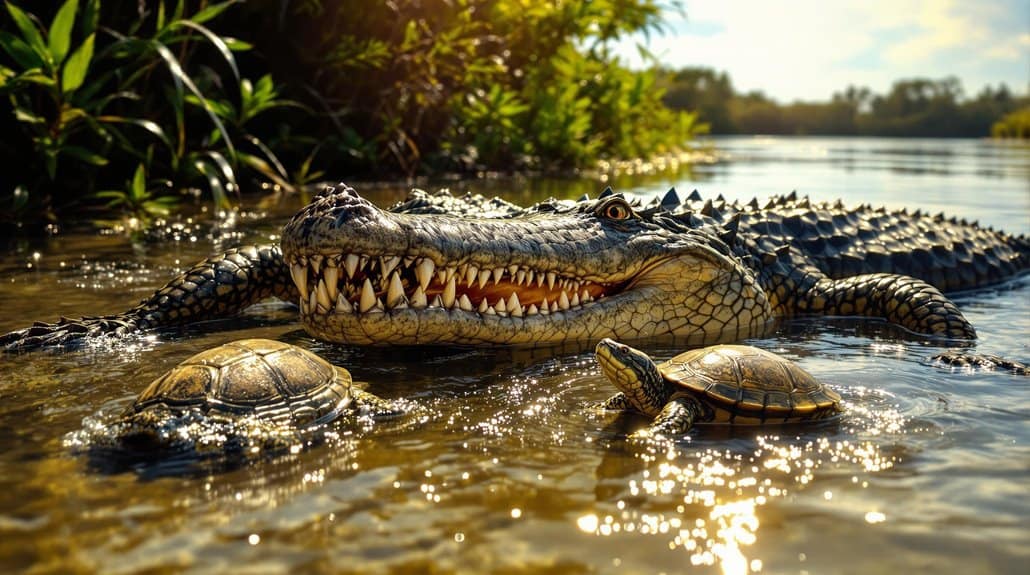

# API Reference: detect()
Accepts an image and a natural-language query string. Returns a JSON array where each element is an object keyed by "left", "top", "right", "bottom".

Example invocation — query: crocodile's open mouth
[{"left": 290, "top": 253, "right": 623, "bottom": 318}]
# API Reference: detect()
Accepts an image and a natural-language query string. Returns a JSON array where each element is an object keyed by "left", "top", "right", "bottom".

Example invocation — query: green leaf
[
  {"left": 193, "top": 158, "right": 230, "bottom": 209},
  {"left": 156, "top": 0, "right": 166, "bottom": 31},
  {"left": 130, "top": 163, "right": 146, "bottom": 200},
  {"left": 81, "top": 0, "right": 99, "bottom": 37},
  {"left": 11, "top": 68, "right": 56, "bottom": 88},
  {"left": 5, "top": 1, "right": 49, "bottom": 67},
  {"left": 0, "top": 30, "right": 43, "bottom": 69},
  {"left": 169, "top": 19, "right": 239, "bottom": 84},
  {"left": 191, "top": 0, "right": 238, "bottom": 25},
  {"left": 222, "top": 37, "right": 251, "bottom": 52},
  {"left": 97, "top": 115, "right": 173, "bottom": 153},
  {"left": 151, "top": 40, "right": 235, "bottom": 157},
  {"left": 13, "top": 105, "right": 45, "bottom": 124},
  {"left": 61, "top": 32, "right": 94, "bottom": 93},
  {"left": 48, "top": 0, "right": 78, "bottom": 65},
  {"left": 62, "top": 145, "right": 108, "bottom": 165}
]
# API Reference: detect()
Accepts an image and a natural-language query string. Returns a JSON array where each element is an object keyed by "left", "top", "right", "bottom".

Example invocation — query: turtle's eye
[{"left": 598, "top": 198, "right": 633, "bottom": 221}]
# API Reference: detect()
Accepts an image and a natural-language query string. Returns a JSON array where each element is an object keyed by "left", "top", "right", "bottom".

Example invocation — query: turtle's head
[{"left": 595, "top": 338, "right": 668, "bottom": 416}]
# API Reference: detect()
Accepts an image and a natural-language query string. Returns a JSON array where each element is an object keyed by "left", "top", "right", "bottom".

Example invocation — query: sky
[{"left": 614, "top": 0, "right": 1029, "bottom": 103}]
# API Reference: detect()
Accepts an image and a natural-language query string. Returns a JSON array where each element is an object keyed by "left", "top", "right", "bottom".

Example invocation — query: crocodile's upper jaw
[{"left": 281, "top": 186, "right": 773, "bottom": 346}]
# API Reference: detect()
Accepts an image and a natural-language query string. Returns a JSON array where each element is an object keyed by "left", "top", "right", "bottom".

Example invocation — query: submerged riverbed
[{"left": 1, "top": 136, "right": 1027, "bottom": 573}]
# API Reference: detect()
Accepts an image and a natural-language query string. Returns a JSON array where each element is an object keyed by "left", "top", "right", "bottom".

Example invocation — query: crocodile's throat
[{"left": 290, "top": 253, "right": 618, "bottom": 317}]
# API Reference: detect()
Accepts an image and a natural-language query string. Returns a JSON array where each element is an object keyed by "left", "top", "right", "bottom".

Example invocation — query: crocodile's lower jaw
[{"left": 294, "top": 254, "right": 775, "bottom": 346}]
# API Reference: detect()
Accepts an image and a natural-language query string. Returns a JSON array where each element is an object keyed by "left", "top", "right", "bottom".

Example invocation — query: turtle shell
[
  {"left": 659, "top": 345, "right": 841, "bottom": 424},
  {"left": 130, "top": 339, "right": 352, "bottom": 426}
]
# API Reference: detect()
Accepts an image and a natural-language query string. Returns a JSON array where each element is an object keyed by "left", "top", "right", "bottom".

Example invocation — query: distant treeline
[{"left": 657, "top": 68, "right": 1030, "bottom": 138}]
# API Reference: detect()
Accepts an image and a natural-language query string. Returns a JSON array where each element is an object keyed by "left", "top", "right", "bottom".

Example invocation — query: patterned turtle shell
[
  {"left": 129, "top": 339, "right": 353, "bottom": 426},
  {"left": 659, "top": 345, "right": 842, "bottom": 423}
]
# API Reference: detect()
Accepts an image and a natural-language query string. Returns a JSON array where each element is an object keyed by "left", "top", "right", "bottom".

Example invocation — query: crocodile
[{"left": 2, "top": 183, "right": 1028, "bottom": 350}]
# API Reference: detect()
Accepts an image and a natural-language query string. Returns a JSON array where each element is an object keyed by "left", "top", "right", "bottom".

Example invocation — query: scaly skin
[{"left": 2, "top": 183, "right": 1028, "bottom": 351}]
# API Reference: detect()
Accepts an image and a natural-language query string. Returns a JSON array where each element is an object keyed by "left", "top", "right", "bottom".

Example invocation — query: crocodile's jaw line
[{"left": 294, "top": 253, "right": 773, "bottom": 346}]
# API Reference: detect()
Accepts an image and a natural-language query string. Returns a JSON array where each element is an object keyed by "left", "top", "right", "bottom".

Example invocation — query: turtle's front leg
[
  {"left": 598, "top": 393, "right": 631, "bottom": 410},
  {"left": 352, "top": 389, "right": 404, "bottom": 418},
  {"left": 794, "top": 273, "right": 976, "bottom": 339},
  {"left": 631, "top": 396, "right": 707, "bottom": 439},
  {"left": 1, "top": 245, "right": 298, "bottom": 352}
]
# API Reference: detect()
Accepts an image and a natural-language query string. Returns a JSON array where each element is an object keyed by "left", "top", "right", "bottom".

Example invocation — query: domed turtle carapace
[
  {"left": 595, "top": 338, "right": 842, "bottom": 438},
  {"left": 113, "top": 338, "right": 400, "bottom": 452}
]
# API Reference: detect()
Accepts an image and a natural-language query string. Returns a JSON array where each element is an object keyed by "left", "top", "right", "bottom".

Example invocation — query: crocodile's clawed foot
[
  {"left": 930, "top": 352, "right": 1029, "bottom": 376},
  {"left": 1, "top": 316, "right": 138, "bottom": 352}
]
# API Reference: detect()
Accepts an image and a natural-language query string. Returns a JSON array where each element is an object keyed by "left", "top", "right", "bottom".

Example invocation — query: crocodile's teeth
[
  {"left": 411, "top": 286, "right": 428, "bottom": 308},
  {"left": 391, "top": 297, "right": 408, "bottom": 310},
  {"left": 403, "top": 256, "right": 415, "bottom": 268},
  {"left": 310, "top": 255, "right": 323, "bottom": 274},
  {"left": 445, "top": 266, "right": 456, "bottom": 282},
  {"left": 436, "top": 270, "right": 447, "bottom": 284},
  {"left": 484, "top": 305, "right": 496, "bottom": 315},
  {"left": 381, "top": 256, "right": 400, "bottom": 277},
  {"left": 443, "top": 276, "right": 456, "bottom": 308},
  {"left": 508, "top": 264, "right": 518, "bottom": 276},
  {"left": 516, "top": 270, "right": 526, "bottom": 285},
  {"left": 581, "top": 289, "right": 592, "bottom": 303},
  {"left": 495, "top": 296, "right": 506, "bottom": 314},
  {"left": 336, "top": 292, "right": 352, "bottom": 313},
  {"left": 359, "top": 278, "right": 377, "bottom": 313},
  {"left": 477, "top": 269, "right": 490, "bottom": 289},
  {"left": 492, "top": 267, "right": 504, "bottom": 284},
  {"left": 458, "top": 294, "right": 473, "bottom": 311},
  {"left": 540, "top": 297, "right": 550, "bottom": 315},
  {"left": 508, "top": 292, "right": 523, "bottom": 317},
  {"left": 316, "top": 279, "right": 331, "bottom": 310},
  {"left": 309, "top": 288, "right": 319, "bottom": 314},
  {"left": 465, "top": 265, "right": 478, "bottom": 288},
  {"left": 546, "top": 272, "right": 557, "bottom": 290},
  {"left": 358, "top": 256, "right": 369, "bottom": 273},
  {"left": 478, "top": 298, "right": 489, "bottom": 313},
  {"left": 431, "top": 295, "right": 444, "bottom": 308},
  {"left": 386, "top": 272, "right": 405, "bottom": 308},
  {"left": 550, "top": 300, "right": 560, "bottom": 313},
  {"left": 291, "top": 264, "right": 308, "bottom": 300},
  {"left": 526, "top": 270, "right": 535, "bottom": 286},
  {"left": 570, "top": 291, "right": 580, "bottom": 307},
  {"left": 324, "top": 267, "right": 339, "bottom": 301},
  {"left": 344, "top": 254, "right": 359, "bottom": 278},
  {"left": 416, "top": 258, "right": 435, "bottom": 292},
  {"left": 526, "top": 303, "right": 539, "bottom": 316},
  {"left": 558, "top": 291, "right": 570, "bottom": 310}
]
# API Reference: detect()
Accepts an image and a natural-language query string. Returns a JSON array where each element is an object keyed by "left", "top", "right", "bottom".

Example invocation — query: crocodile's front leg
[
  {"left": 763, "top": 257, "right": 975, "bottom": 338},
  {"left": 1, "top": 245, "right": 298, "bottom": 351},
  {"left": 799, "top": 273, "right": 976, "bottom": 338}
]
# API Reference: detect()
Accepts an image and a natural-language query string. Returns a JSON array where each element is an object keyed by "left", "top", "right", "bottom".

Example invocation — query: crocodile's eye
[{"left": 599, "top": 199, "right": 633, "bottom": 221}]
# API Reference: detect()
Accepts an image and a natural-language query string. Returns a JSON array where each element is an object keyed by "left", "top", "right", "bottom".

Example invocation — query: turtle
[
  {"left": 112, "top": 338, "right": 400, "bottom": 452},
  {"left": 594, "top": 338, "right": 842, "bottom": 438}
]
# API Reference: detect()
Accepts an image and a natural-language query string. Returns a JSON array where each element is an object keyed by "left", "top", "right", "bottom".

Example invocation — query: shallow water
[{"left": 1, "top": 136, "right": 1028, "bottom": 574}]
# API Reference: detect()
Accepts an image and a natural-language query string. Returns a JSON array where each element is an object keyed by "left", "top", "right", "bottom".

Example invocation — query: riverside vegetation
[
  {"left": 0, "top": 0, "right": 702, "bottom": 230},
  {"left": 2, "top": 1, "right": 1025, "bottom": 232}
]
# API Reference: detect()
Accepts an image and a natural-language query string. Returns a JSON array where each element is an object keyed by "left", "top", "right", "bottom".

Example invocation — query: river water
[{"left": 0, "top": 136, "right": 1027, "bottom": 574}]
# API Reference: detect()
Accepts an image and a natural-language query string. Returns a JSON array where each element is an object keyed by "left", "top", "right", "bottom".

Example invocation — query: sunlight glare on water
[
  {"left": 0, "top": 137, "right": 1026, "bottom": 573},
  {"left": 575, "top": 392, "right": 904, "bottom": 575}
]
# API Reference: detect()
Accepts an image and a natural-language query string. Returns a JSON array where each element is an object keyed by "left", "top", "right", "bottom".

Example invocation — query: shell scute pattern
[
  {"left": 659, "top": 344, "right": 841, "bottom": 420},
  {"left": 130, "top": 339, "right": 351, "bottom": 426}
]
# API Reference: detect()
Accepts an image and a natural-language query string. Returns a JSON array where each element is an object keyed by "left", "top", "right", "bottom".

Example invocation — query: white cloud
[{"left": 617, "top": 0, "right": 1028, "bottom": 101}]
